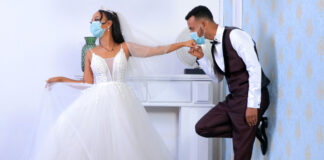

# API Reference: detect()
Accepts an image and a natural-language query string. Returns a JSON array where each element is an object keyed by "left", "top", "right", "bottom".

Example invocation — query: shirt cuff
[
  {"left": 247, "top": 94, "right": 261, "bottom": 109},
  {"left": 197, "top": 55, "right": 208, "bottom": 65}
]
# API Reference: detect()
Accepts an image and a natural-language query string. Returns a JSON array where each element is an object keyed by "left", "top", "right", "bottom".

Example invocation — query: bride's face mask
[{"left": 90, "top": 12, "right": 110, "bottom": 38}]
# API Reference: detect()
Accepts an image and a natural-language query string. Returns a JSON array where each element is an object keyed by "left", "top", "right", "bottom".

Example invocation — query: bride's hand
[
  {"left": 183, "top": 39, "right": 197, "bottom": 48},
  {"left": 46, "top": 77, "right": 62, "bottom": 84},
  {"left": 45, "top": 77, "right": 63, "bottom": 88}
]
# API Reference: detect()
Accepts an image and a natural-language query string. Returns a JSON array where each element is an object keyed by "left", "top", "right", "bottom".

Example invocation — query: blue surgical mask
[
  {"left": 90, "top": 21, "right": 105, "bottom": 38},
  {"left": 190, "top": 32, "right": 205, "bottom": 45}
]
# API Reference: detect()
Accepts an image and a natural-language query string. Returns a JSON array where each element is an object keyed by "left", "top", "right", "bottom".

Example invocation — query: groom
[{"left": 185, "top": 6, "right": 270, "bottom": 160}]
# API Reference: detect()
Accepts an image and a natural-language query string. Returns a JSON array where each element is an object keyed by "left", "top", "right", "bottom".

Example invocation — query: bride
[{"left": 34, "top": 8, "right": 195, "bottom": 160}]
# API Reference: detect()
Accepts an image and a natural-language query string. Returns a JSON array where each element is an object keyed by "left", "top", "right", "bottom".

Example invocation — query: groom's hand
[
  {"left": 188, "top": 46, "right": 204, "bottom": 59},
  {"left": 246, "top": 107, "right": 258, "bottom": 127}
]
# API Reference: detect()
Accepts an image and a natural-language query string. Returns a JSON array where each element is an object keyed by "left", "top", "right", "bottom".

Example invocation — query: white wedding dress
[{"left": 34, "top": 46, "right": 173, "bottom": 160}]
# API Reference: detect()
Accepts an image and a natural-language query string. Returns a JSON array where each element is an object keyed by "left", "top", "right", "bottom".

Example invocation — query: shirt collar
[{"left": 214, "top": 25, "right": 225, "bottom": 43}]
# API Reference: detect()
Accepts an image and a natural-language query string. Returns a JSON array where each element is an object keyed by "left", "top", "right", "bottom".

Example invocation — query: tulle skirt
[{"left": 24, "top": 82, "right": 172, "bottom": 160}]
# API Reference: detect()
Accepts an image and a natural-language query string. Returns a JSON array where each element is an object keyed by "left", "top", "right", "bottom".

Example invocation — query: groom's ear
[{"left": 201, "top": 20, "right": 207, "bottom": 29}]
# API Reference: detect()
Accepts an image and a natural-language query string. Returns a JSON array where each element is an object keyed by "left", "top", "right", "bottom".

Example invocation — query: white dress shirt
[{"left": 197, "top": 26, "right": 262, "bottom": 109}]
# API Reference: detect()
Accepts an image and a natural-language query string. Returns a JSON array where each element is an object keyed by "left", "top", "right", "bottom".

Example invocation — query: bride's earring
[{"left": 108, "top": 26, "right": 110, "bottom": 32}]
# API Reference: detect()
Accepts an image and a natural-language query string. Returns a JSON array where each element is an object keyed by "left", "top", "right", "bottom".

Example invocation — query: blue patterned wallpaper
[
  {"left": 224, "top": 0, "right": 233, "bottom": 26},
  {"left": 222, "top": 0, "right": 324, "bottom": 159}
]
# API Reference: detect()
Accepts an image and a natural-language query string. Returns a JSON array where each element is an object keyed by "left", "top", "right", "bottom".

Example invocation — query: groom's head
[{"left": 185, "top": 6, "right": 215, "bottom": 40}]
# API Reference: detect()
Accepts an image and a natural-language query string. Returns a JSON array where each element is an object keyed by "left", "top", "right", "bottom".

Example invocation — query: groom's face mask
[{"left": 190, "top": 24, "right": 206, "bottom": 45}]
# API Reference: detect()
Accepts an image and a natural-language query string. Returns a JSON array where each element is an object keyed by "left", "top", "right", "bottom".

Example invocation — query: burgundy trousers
[{"left": 195, "top": 88, "right": 270, "bottom": 160}]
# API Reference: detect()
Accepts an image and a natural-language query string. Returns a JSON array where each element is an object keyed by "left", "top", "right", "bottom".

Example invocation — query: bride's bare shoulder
[
  {"left": 85, "top": 47, "right": 98, "bottom": 62},
  {"left": 90, "top": 46, "right": 101, "bottom": 53},
  {"left": 121, "top": 42, "right": 130, "bottom": 59}
]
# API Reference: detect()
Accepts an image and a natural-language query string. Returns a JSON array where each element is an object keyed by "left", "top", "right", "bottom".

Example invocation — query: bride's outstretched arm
[
  {"left": 127, "top": 39, "right": 196, "bottom": 57},
  {"left": 46, "top": 51, "right": 94, "bottom": 85}
]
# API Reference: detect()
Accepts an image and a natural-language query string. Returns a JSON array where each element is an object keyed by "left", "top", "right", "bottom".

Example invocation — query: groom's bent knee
[{"left": 195, "top": 121, "right": 210, "bottom": 137}]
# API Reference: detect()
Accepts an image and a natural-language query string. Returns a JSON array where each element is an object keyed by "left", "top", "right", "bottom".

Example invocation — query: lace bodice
[{"left": 90, "top": 46, "right": 128, "bottom": 84}]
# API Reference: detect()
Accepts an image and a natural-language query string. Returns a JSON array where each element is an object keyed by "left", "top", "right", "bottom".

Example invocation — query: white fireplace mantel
[{"left": 127, "top": 74, "right": 216, "bottom": 160}]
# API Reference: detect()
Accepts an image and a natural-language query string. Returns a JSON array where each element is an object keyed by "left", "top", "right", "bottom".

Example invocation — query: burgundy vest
[{"left": 213, "top": 27, "right": 270, "bottom": 98}]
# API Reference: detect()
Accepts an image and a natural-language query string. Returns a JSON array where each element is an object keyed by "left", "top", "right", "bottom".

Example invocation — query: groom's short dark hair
[{"left": 185, "top": 5, "right": 214, "bottom": 21}]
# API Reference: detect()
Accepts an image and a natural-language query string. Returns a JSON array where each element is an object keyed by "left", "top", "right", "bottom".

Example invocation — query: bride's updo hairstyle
[{"left": 98, "top": 9, "right": 125, "bottom": 44}]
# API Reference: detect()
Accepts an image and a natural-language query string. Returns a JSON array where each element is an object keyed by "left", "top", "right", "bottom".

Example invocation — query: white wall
[
  {"left": 0, "top": 0, "right": 220, "bottom": 111},
  {"left": 0, "top": 0, "right": 220, "bottom": 159}
]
